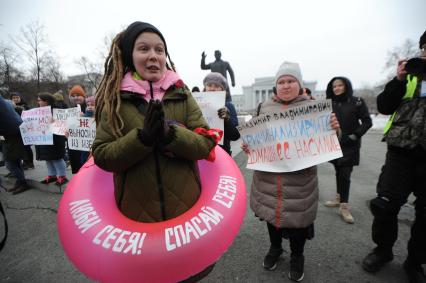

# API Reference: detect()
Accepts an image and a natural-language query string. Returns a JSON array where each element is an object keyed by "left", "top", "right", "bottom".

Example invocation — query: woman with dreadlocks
[{"left": 92, "top": 22, "right": 220, "bottom": 281}]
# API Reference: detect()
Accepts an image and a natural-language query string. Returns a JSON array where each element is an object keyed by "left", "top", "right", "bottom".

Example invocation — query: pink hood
[{"left": 120, "top": 70, "right": 182, "bottom": 102}]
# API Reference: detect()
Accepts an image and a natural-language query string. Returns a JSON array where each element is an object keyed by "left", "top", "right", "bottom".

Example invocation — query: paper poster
[
  {"left": 67, "top": 117, "right": 96, "bottom": 151},
  {"left": 193, "top": 91, "right": 226, "bottom": 144},
  {"left": 19, "top": 106, "right": 53, "bottom": 145},
  {"left": 51, "top": 105, "right": 81, "bottom": 135},
  {"left": 238, "top": 99, "right": 343, "bottom": 172}
]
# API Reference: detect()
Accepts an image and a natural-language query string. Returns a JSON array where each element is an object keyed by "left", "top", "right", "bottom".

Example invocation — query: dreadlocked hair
[
  {"left": 95, "top": 30, "right": 177, "bottom": 138},
  {"left": 95, "top": 32, "right": 125, "bottom": 138}
]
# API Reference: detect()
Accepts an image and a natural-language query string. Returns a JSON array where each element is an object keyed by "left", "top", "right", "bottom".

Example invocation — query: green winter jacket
[{"left": 92, "top": 86, "right": 215, "bottom": 223}]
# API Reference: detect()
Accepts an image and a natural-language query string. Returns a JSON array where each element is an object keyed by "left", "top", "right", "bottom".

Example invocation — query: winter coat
[
  {"left": 92, "top": 83, "right": 215, "bottom": 223},
  {"left": 55, "top": 101, "right": 69, "bottom": 109},
  {"left": 220, "top": 99, "right": 240, "bottom": 155},
  {"left": 14, "top": 100, "right": 29, "bottom": 116},
  {"left": 326, "top": 77, "right": 372, "bottom": 166},
  {"left": 33, "top": 105, "right": 66, "bottom": 161},
  {"left": 250, "top": 96, "right": 319, "bottom": 229},
  {"left": 0, "top": 97, "right": 26, "bottom": 161},
  {"left": 378, "top": 76, "right": 426, "bottom": 150},
  {"left": 35, "top": 134, "right": 66, "bottom": 161}
]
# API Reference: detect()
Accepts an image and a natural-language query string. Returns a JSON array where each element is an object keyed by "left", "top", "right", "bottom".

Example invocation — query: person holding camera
[{"left": 362, "top": 30, "right": 426, "bottom": 283}]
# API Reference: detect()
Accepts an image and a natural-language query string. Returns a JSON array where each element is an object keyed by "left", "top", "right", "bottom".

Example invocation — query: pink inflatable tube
[{"left": 57, "top": 146, "right": 246, "bottom": 283}]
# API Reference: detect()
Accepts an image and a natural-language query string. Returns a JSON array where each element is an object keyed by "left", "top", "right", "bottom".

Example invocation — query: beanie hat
[
  {"left": 120, "top": 21, "right": 168, "bottom": 72},
  {"left": 203, "top": 72, "right": 228, "bottom": 90},
  {"left": 275, "top": 61, "right": 303, "bottom": 88},
  {"left": 10, "top": 92, "right": 22, "bottom": 99},
  {"left": 420, "top": 30, "right": 426, "bottom": 48},
  {"left": 69, "top": 85, "right": 85, "bottom": 97},
  {"left": 85, "top": 95, "right": 95, "bottom": 104},
  {"left": 52, "top": 92, "right": 64, "bottom": 101}
]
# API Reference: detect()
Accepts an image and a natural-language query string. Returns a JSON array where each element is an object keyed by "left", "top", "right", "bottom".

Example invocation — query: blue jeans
[
  {"left": 46, "top": 159, "right": 66, "bottom": 177},
  {"left": 5, "top": 160, "right": 26, "bottom": 184}
]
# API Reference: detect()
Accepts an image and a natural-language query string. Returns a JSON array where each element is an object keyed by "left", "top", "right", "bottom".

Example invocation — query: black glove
[
  {"left": 218, "top": 107, "right": 230, "bottom": 121},
  {"left": 138, "top": 100, "right": 164, "bottom": 146},
  {"left": 339, "top": 134, "right": 358, "bottom": 145},
  {"left": 348, "top": 134, "right": 358, "bottom": 141}
]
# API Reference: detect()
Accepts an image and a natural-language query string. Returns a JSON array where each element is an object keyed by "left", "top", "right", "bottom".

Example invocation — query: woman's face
[
  {"left": 332, "top": 79, "right": 346, "bottom": 96},
  {"left": 11, "top": 95, "right": 21, "bottom": 104},
  {"left": 69, "top": 94, "right": 85, "bottom": 105},
  {"left": 205, "top": 83, "right": 224, "bottom": 92},
  {"left": 132, "top": 32, "right": 167, "bottom": 82},
  {"left": 276, "top": 75, "right": 300, "bottom": 102},
  {"left": 37, "top": 97, "right": 48, "bottom": 107}
]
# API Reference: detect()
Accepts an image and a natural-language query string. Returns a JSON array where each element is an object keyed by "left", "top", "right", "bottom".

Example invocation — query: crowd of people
[
  {"left": 0, "top": 22, "right": 425, "bottom": 283},
  {"left": 0, "top": 86, "right": 96, "bottom": 194}
]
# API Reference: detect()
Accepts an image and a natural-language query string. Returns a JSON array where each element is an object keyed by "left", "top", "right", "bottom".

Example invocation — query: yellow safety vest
[{"left": 383, "top": 75, "right": 418, "bottom": 134}]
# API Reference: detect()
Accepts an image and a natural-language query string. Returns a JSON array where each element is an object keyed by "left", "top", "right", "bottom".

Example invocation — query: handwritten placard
[
  {"left": 238, "top": 100, "right": 342, "bottom": 172},
  {"left": 52, "top": 106, "right": 81, "bottom": 135},
  {"left": 19, "top": 106, "right": 53, "bottom": 145},
  {"left": 68, "top": 118, "right": 96, "bottom": 151}
]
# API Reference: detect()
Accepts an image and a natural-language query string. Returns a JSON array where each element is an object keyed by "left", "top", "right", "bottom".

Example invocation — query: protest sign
[
  {"left": 193, "top": 91, "right": 226, "bottom": 144},
  {"left": 238, "top": 100, "right": 342, "bottom": 172},
  {"left": 52, "top": 106, "right": 81, "bottom": 135},
  {"left": 19, "top": 106, "right": 53, "bottom": 145},
  {"left": 68, "top": 118, "right": 96, "bottom": 151}
]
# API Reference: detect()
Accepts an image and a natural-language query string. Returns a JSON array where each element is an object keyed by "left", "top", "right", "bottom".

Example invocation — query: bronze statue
[{"left": 201, "top": 50, "right": 235, "bottom": 87}]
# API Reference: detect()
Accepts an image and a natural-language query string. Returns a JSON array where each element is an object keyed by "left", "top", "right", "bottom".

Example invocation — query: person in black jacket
[
  {"left": 0, "top": 96, "right": 29, "bottom": 194},
  {"left": 324, "top": 77, "right": 372, "bottom": 224},
  {"left": 35, "top": 93, "right": 68, "bottom": 187},
  {"left": 10, "top": 92, "right": 35, "bottom": 170},
  {"left": 362, "top": 30, "right": 426, "bottom": 283},
  {"left": 202, "top": 72, "right": 240, "bottom": 156}
]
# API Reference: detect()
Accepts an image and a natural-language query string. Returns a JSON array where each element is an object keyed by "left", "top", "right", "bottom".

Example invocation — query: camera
[{"left": 405, "top": 57, "right": 426, "bottom": 75}]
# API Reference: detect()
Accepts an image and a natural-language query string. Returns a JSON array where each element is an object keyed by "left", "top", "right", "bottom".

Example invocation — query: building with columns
[{"left": 232, "top": 76, "right": 318, "bottom": 113}]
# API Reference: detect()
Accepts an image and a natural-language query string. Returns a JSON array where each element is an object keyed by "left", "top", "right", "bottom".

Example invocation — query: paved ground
[{"left": 0, "top": 130, "right": 417, "bottom": 282}]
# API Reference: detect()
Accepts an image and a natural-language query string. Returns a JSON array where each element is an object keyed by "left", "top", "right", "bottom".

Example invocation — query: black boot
[
  {"left": 262, "top": 246, "right": 283, "bottom": 271},
  {"left": 288, "top": 254, "right": 304, "bottom": 282},
  {"left": 403, "top": 259, "right": 426, "bottom": 283},
  {"left": 362, "top": 247, "right": 393, "bottom": 273}
]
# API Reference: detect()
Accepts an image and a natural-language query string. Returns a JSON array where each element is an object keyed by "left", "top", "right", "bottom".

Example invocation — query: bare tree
[
  {"left": 0, "top": 42, "right": 25, "bottom": 90},
  {"left": 10, "top": 20, "right": 50, "bottom": 92},
  {"left": 75, "top": 56, "right": 103, "bottom": 92},
  {"left": 42, "top": 53, "right": 64, "bottom": 85},
  {"left": 381, "top": 39, "right": 419, "bottom": 82}
]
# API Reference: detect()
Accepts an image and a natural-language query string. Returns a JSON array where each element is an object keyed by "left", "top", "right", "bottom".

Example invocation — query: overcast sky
[{"left": 1, "top": 0, "right": 425, "bottom": 93}]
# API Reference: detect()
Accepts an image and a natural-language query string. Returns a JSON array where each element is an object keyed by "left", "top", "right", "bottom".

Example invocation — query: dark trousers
[
  {"left": 267, "top": 222, "right": 307, "bottom": 256},
  {"left": 23, "top": 145, "right": 33, "bottom": 163},
  {"left": 372, "top": 146, "right": 426, "bottom": 264},
  {"left": 68, "top": 149, "right": 83, "bottom": 174},
  {"left": 333, "top": 165, "right": 353, "bottom": 203}
]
